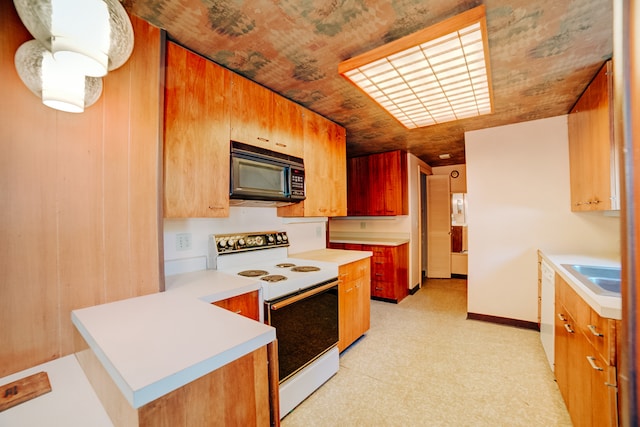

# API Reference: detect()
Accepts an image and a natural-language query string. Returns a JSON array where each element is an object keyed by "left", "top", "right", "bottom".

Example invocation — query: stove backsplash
[{"left": 163, "top": 207, "right": 328, "bottom": 276}]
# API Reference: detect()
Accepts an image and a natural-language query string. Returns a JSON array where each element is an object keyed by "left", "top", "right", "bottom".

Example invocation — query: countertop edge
[
  {"left": 132, "top": 329, "right": 275, "bottom": 408},
  {"left": 329, "top": 232, "right": 410, "bottom": 246},
  {"left": 538, "top": 250, "right": 621, "bottom": 320}
]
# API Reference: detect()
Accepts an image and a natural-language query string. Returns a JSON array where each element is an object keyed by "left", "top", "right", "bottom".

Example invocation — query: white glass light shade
[
  {"left": 41, "top": 50, "right": 85, "bottom": 112},
  {"left": 12, "top": 0, "right": 134, "bottom": 74},
  {"left": 14, "top": 40, "right": 103, "bottom": 113},
  {"left": 51, "top": 0, "right": 110, "bottom": 77}
]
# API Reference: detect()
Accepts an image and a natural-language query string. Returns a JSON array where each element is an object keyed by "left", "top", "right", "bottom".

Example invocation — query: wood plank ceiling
[{"left": 126, "top": 0, "right": 613, "bottom": 166}]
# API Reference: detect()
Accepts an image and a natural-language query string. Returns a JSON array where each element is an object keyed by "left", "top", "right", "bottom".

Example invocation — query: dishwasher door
[{"left": 540, "top": 260, "right": 555, "bottom": 371}]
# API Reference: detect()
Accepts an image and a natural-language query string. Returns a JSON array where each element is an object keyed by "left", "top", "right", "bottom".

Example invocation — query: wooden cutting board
[{"left": 0, "top": 371, "right": 51, "bottom": 412}]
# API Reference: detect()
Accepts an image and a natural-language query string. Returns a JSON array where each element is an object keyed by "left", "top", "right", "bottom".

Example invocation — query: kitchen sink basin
[{"left": 561, "top": 264, "right": 621, "bottom": 296}]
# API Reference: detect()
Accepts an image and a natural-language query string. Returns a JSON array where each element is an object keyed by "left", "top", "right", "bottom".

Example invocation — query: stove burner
[
  {"left": 291, "top": 266, "right": 321, "bottom": 272},
  {"left": 261, "top": 274, "right": 288, "bottom": 282},
  {"left": 276, "top": 263, "right": 296, "bottom": 268},
  {"left": 238, "top": 270, "right": 269, "bottom": 277}
]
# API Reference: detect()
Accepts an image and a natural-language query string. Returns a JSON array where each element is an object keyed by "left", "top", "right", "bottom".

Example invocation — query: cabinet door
[
  {"left": 347, "top": 156, "right": 369, "bottom": 216},
  {"left": 272, "top": 93, "right": 303, "bottom": 157},
  {"left": 230, "top": 74, "right": 273, "bottom": 150},
  {"left": 382, "top": 151, "right": 408, "bottom": 215},
  {"left": 354, "top": 258, "right": 371, "bottom": 337},
  {"left": 164, "top": 42, "right": 230, "bottom": 218},
  {"left": 212, "top": 290, "right": 260, "bottom": 321},
  {"left": 568, "top": 61, "right": 617, "bottom": 211},
  {"left": 554, "top": 299, "right": 571, "bottom": 405},
  {"left": 278, "top": 111, "right": 347, "bottom": 217},
  {"left": 338, "top": 263, "right": 357, "bottom": 351},
  {"left": 368, "top": 153, "right": 387, "bottom": 215},
  {"left": 590, "top": 363, "right": 618, "bottom": 427}
]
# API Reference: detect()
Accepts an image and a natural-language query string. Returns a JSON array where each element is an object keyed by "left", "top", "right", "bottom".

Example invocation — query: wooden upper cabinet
[
  {"left": 272, "top": 92, "right": 304, "bottom": 157},
  {"left": 230, "top": 75, "right": 303, "bottom": 157},
  {"left": 347, "top": 150, "right": 408, "bottom": 216},
  {"left": 278, "top": 110, "right": 347, "bottom": 217},
  {"left": 164, "top": 42, "right": 231, "bottom": 218},
  {"left": 568, "top": 60, "right": 619, "bottom": 211}
]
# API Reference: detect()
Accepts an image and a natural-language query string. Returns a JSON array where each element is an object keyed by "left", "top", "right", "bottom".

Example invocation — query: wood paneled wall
[{"left": 0, "top": 4, "right": 163, "bottom": 377}]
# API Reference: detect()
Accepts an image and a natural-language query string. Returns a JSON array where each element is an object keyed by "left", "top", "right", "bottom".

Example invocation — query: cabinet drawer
[
  {"left": 585, "top": 310, "right": 616, "bottom": 365},
  {"left": 371, "top": 280, "right": 394, "bottom": 299}
]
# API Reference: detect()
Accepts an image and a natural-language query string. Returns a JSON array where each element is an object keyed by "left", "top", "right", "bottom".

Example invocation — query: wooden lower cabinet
[
  {"left": 554, "top": 276, "right": 618, "bottom": 426},
  {"left": 337, "top": 258, "right": 370, "bottom": 352},
  {"left": 212, "top": 290, "right": 260, "bottom": 321},
  {"left": 368, "top": 244, "right": 409, "bottom": 303},
  {"left": 75, "top": 333, "right": 277, "bottom": 427},
  {"left": 330, "top": 242, "right": 409, "bottom": 303},
  {"left": 138, "top": 346, "right": 271, "bottom": 427}
]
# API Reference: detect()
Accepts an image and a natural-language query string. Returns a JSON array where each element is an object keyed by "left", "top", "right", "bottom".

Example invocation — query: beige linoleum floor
[{"left": 281, "top": 277, "right": 572, "bottom": 426}]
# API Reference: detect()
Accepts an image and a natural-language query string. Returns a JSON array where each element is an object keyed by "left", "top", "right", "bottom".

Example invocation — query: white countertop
[
  {"left": 0, "top": 355, "right": 113, "bottom": 427},
  {"left": 329, "top": 232, "right": 410, "bottom": 246},
  {"left": 539, "top": 251, "right": 621, "bottom": 319},
  {"left": 290, "top": 248, "right": 372, "bottom": 265},
  {"left": 164, "top": 268, "right": 263, "bottom": 302},
  {"left": 72, "top": 270, "right": 275, "bottom": 409}
]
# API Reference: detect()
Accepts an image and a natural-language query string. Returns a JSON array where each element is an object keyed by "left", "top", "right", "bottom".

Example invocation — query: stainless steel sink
[{"left": 561, "top": 264, "right": 621, "bottom": 296}]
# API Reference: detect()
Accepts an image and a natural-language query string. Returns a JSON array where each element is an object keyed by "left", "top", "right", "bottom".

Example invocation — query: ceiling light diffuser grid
[{"left": 339, "top": 6, "right": 493, "bottom": 129}]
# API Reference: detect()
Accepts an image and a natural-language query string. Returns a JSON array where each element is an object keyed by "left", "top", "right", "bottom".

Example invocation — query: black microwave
[{"left": 229, "top": 141, "right": 305, "bottom": 206}]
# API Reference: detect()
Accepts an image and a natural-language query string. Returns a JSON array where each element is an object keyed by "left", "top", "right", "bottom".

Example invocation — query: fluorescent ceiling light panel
[{"left": 339, "top": 5, "right": 493, "bottom": 129}]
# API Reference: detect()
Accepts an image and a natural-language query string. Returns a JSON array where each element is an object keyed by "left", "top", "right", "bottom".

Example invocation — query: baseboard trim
[
  {"left": 371, "top": 296, "right": 398, "bottom": 304},
  {"left": 409, "top": 283, "right": 420, "bottom": 295},
  {"left": 467, "top": 312, "right": 540, "bottom": 331},
  {"left": 451, "top": 274, "right": 468, "bottom": 279}
]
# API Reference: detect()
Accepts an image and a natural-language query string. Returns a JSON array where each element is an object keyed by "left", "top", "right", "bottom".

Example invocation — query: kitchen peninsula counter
[
  {"left": 71, "top": 270, "right": 275, "bottom": 410},
  {"left": 538, "top": 250, "right": 621, "bottom": 319}
]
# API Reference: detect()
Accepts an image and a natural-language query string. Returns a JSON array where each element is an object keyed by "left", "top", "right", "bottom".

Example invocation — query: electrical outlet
[
  {"left": 360, "top": 222, "right": 366, "bottom": 229},
  {"left": 176, "top": 233, "right": 192, "bottom": 251},
  {"left": 316, "top": 226, "right": 322, "bottom": 238}
]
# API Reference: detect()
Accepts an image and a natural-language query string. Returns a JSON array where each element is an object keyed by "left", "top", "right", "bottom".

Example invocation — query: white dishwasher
[{"left": 540, "top": 260, "right": 555, "bottom": 371}]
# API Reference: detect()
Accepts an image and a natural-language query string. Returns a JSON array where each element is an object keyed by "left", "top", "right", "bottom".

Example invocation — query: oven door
[{"left": 265, "top": 279, "right": 339, "bottom": 383}]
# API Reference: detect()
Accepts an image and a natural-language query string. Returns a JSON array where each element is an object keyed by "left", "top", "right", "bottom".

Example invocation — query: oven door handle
[{"left": 270, "top": 280, "right": 338, "bottom": 311}]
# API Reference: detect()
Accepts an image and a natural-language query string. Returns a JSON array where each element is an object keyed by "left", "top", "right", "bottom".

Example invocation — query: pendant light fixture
[
  {"left": 12, "top": 0, "right": 134, "bottom": 113},
  {"left": 339, "top": 5, "right": 493, "bottom": 129},
  {"left": 15, "top": 40, "right": 103, "bottom": 113}
]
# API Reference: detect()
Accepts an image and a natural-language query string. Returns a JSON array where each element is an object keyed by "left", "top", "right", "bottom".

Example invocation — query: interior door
[{"left": 427, "top": 175, "right": 451, "bottom": 278}]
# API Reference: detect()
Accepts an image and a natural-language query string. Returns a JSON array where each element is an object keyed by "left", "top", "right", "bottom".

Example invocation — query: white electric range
[{"left": 209, "top": 231, "right": 340, "bottom": 418}]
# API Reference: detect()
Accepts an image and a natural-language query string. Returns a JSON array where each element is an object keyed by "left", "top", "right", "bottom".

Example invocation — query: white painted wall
[
  {"left": 163, "top": 207, "right": 328, "bottom": 276},
  {"left": 465, "top": 115, "right": 620, "bottom": 322}
]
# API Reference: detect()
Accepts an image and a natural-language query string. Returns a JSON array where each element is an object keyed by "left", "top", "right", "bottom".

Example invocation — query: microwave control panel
[{"left": 290, "top": 168, "right": 305, "bottom": 198}]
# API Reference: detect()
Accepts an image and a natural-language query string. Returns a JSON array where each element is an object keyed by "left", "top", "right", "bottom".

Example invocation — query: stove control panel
[{"left": 212, "top": 231, "right": 289, "bottom": 254}]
